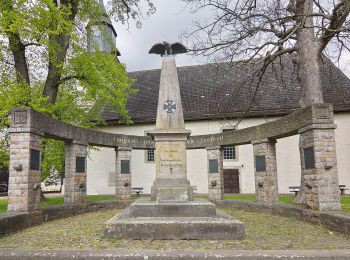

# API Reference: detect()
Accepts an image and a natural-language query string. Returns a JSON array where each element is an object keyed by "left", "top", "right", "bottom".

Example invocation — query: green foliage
[
  {"left": 0, "top": 0, "right": 151, "bottom": 175},
  {"left": 41, "top": 140, "right": 65, "bottom": 181}
]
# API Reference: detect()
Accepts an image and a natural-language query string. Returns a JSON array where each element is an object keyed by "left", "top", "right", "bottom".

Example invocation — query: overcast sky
[
  {"left": 113, "top": 0, "right": 206, "bottom": 72},
  {"left": 112, "top": 0, "right": 350, "bottom": 76}
]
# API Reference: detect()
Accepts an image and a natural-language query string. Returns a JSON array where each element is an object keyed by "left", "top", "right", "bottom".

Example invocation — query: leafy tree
[
  {"left": 183, "top": 0, "right": 350, "bottom": 204},
  {"left": 0, "top": 0, "right": 155, "bottom": 181}
]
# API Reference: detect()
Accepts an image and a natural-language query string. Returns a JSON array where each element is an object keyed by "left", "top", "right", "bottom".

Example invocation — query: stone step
[{"left": 129, "top": 198, "right": 216, "bottom": 217}]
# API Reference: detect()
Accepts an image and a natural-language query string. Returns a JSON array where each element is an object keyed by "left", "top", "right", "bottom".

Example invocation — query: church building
[
  {"left": 85, "top": 0, "right": 350, "bottom": 196},
  {"left": 86, "top": 57, "right": 350, "bottom": 195}
]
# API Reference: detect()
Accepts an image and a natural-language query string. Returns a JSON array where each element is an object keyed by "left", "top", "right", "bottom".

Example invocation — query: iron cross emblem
[{"left": 163, "top": 100, "right": 176, "bottom": 113}]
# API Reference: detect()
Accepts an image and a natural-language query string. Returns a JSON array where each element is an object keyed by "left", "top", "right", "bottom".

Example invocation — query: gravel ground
[{"left": 0, "top": 208, "right": 349, "bottom": 250}]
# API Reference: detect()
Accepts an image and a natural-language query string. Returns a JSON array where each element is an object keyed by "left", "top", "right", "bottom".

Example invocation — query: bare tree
[
  {"left": 183, "top": 0, "right": 350, "bottom": 106},
  {"left": 183, "top": 0, "right": 350, "bottom": 204}
]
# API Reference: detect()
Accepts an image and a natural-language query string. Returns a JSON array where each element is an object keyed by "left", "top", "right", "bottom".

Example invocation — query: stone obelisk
[
  {"left": 149, "top": 56, "right": 193, "bottom": 202},
  {"left": 104, "top": 44, "right": 245, "bottom": 240}
]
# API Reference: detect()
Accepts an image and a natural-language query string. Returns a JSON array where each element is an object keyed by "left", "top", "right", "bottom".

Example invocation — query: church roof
[{"left": 101, "top": 55, "right": 350, "bottom": 124}]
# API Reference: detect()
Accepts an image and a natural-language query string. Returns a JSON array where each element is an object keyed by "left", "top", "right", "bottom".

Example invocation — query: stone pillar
[
  {"left": 64, "top": 141, "right": 88, "bottom": 205},
  {"left": 206, "top": 146, "right": 224, "bottom": 203},
  {"left": 252, "top": 139, "right": 279, "bottom": 207},
  {"left": 298, "top": 124, "right": 340, "bottom": 211},
  {"left": 8, "top": 132, "right": 43, "bottom": 213},
  {"left": 115, "top": 147, "right": 132, "bottom": 201}
]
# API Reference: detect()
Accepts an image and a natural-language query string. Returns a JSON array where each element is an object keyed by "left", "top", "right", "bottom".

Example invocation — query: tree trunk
[
  {"left": 1, "top": 1, "right": 30, "bottom": 85},
  {"left": 43, "top": 0, "right": 79, "bottom": 104},
  {"left": 294, "top": 0, "right": 324, "bottom": 205},
  {"left": 295, "top": 0, "right": 323, "bottom": 108},
  {"left": 8, "top": 33, "right": 30, "bottom": 85}
]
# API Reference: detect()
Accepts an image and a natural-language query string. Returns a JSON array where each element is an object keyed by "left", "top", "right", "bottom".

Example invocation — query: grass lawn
[
  {"left": 39, "top": 194, "right": 116, "bottom": 208},
  {"left": 0, "top": 194, "right": 116, "bottom": 213},
  {"left": 0, "top": 207, "right": 350, "bottom": 250},
  {"left": 1, "top": 194, "right": 350, "bottom": 214},
  {"left": 223, "top": 194, "right": 295, "bottom": 204},
  {"left": 0, "top": 199, "right": 6, "bottom": 213},
  {"left": 223, "top": 194, "right": 350, "bottom": 213},
  {"left": 341, "top": 195, "right": 350, "bottom": 213}
]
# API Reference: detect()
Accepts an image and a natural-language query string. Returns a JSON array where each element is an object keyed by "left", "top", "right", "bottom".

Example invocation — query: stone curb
[{"left": 0, "top": 249, "right": 350, "bottom": 259}]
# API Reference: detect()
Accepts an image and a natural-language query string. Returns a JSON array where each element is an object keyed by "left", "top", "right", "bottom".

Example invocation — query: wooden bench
[
  {"left": 289, "top": 186, "right": 300, "bottom": 196},
  {"left": 289, "top": 185, "right": 348, "bottom": 196},
  {"left": 192, "top": 186, "right": 197, "bottom": 194},
  {"left": 132, "top": 187, "right": 143, "bottom": 197},
  {"left": 339, "top": 185, "right": 348, "bottom": 195}
]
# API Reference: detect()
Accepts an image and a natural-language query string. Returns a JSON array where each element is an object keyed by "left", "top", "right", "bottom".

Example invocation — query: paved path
[{"left": 1, "top": 249, "right": 350, "bottom": 259}]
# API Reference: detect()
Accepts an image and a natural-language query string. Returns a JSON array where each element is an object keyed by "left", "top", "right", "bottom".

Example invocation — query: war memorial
[{"left": 0, "top": 46, "right": 350, "bottom": 259}]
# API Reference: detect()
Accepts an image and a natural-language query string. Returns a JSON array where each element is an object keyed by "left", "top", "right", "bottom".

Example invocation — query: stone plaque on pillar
[
  {"left": 209, "top": 159, "right": 218, "bottom": 173},
  {"left": 121, "top": 160, "right": 130, "bottom": 174},
  {"left": 255, "top": 155, "right": 266, "bottom": 172},
  {"left": 303, "top": 147, "right": 315, "bottom": 170},
  {"left": 76, "top": 156, "right": 86, "bottom": 173},
  {"left": 30, "top": 149, "right": 41, "bottom": 171}
]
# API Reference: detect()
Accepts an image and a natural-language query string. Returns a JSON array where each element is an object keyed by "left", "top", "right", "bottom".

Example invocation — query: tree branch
[{"left": 319, "top": 0, "right": 350, "bottom": 52}]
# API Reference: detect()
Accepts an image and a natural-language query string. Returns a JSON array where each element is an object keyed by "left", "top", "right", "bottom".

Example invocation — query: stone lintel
[
  {"left": 9, "top": 127, "right": 44, "bottom": 137},
  {"left": 115, "top": 146, "right": 132, "bottom": 152},
  {"left": 252, "top": 139, "right": 276, "bottom": 145},
  {"left": 206, "top": 146, "right": 221, "bottom": 150},
  {"left": 298, "top": 124, "right": 337, "bottom": 134},
  {"left": 71, "top": 140, "right": 88, "bottom": 146}
]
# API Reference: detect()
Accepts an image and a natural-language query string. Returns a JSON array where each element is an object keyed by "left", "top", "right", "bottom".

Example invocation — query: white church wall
[
  {"left": 334, "top": 113, "right": 350, "bottom": 190},
  {"left": 87, "top": 112, "right": 350, "bottom": 195}
]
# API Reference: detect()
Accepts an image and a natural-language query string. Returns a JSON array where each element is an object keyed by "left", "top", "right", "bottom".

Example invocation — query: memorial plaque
[
  {"left": 30, "top": 149, "right": 40, "bottom": 171},
  {"left": 158, "top": 143, "right": 185, "bottom": 177},
  {"left": 76, "top": 156, "right": 86, "bottom": 173},
  {"left": 209, "top": 159, "right": 219, "bottom": 173},
  {"left": 304, "top": 147, "right": 315, "bottom": 169},
  {"left": 14, "top": 111, "right": 27, "bottom": 124},
  {"left": 255, "top": 156, "right": 266, "bottom": 172},
  {"left": 316, "top": 107, "right": 330, "bottom": 119},
  {"left": 121, "top": 160, "right": 130, "bottom": 174}
]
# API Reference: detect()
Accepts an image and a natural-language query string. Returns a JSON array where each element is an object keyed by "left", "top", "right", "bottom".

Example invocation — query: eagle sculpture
[{"left": 149, "top": 41, "right": 187, "bottom": 56}]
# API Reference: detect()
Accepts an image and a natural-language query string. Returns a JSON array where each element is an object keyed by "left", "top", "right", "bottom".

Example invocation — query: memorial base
[{"left": 104, "top": 198, "right": 245, "bottom": 240}]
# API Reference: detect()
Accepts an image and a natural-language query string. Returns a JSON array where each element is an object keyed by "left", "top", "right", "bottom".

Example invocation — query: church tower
[{"left": 87, "top": 0, "right": 121, "bottom": 61}]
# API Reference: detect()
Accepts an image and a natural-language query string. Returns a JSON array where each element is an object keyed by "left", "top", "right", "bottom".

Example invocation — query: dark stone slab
[
  {"left": 104, "top": 207, "right": 245, "bottom": 240},
  {"left": 129, "top": 198, "right": 216, "bottom": 217}
]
